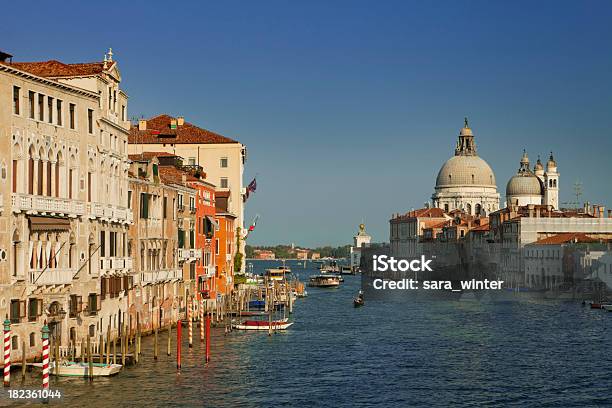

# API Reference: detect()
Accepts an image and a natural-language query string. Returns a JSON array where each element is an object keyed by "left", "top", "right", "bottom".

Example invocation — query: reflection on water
[{"left": 4, "top": 260, "right": 612, "bottom": 407}]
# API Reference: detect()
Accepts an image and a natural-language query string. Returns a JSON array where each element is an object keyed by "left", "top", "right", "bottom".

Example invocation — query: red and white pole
[
  {"left": 205, "top": 312, "right": 211, "bottom": 362},
  {"left": 176, "top": 319, "right": 182, "bottom": 370},
  {"left": 42, "top": 322, "right": 50, "bottom": 390},
  {"left": 199, "top": 299, "right": 204, "bottom": 342},
  {"left": 188, "top": 297, "right": 193, "bottom": 348},
  {"left": 3, "top": 316, "right": 11, "bottom": 387}
]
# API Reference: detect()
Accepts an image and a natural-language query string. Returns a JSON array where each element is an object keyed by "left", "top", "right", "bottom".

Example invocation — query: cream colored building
[
  {"left": 0, "top": 49, "right": 131, "bottom": 357},
  {"left": 128, "top": 114, "right": 247, "bottom": 271}
]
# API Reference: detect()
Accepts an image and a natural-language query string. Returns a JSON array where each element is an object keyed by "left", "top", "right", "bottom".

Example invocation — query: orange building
[
  {"left": 191, "top": 177, "right": 217, "bottom": 302},
  {"left": 214, "top": 191, "right": 237, "bottom": 296}
]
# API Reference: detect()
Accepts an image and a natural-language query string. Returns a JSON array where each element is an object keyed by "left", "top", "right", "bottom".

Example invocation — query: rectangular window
[
  {"left": 163, "top": 197, "right": 167, "bottom": 219},
  {"left": 38, "top": 94, "right": 44, "bottom": 121},
  {"left": 178, "top": 229, "right": 185, "bottom": 248},
  {"left": 10, "top": 299, "right": 25, "bottom": 324},
  {"left": 121, "top": 105, "right": 126, "bottom": 121},
  {"left": 215, "top": 238, "right": 219, "bottom": 255},
  {"left": 47, "top": 96, "right": 53, "bottom": 123},
  {"left": 220, "top": 177, "right": 228, "bottom": 188},
  {"left": 28, "top": 298, "right": 42, "bottom": 322},
  {"left": 189, "top": 229, "right": 195, "bottom": 248},
  {"left": 140, "top": 193, "right": 149, "bottom": 218},
  {"left": 88, "top": 109, "right": 93, "bottom": 134},
  {"left": 56, "top": 99, "right": 63, "bottom": 126},
  {"left": 13, "top": 86, "right": 20, "bottom": 114},
  {"left": 188, "top": 157, "right": 196, "bottom": 166},
  {"left": 69, "top": 295, "right": 82, "bottom": 318},
  {"left": 220, "top": 157, "right": 228, "bottom": 168},
  {"left": 29, "top": 91, "right": 35, "bottom": 119},
  {"left": 127, "top": 190, "right": 132, "bottom": 209},
  {"left": 88, "top": 293, "right": 100, "bottom": 315},
  {"left": 69, "top": 103, "right": 76, "bottom": 129},
  {"left": 100, "top": 230, "right": 106, "bottom": 257}
]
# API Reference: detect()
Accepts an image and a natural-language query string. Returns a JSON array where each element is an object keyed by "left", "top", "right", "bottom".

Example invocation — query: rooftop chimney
[
  {"left": 600, "top": 206, "right": 605, "bottom": 218},
  {"left": 138, "top": 119, "right": 147, "bottom": 131},
  {"left": 177, "top": 116, "right": 185, "bottom": 126}
]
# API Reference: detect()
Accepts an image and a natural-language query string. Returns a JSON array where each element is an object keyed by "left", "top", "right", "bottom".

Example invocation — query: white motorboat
[
  {"left": 308, "top": 275, "right": 340, "bottom": 288},
  {"left": 32, "top": 361, "right": 123, "bottom": 377},
  {"left": 234, "top": 318, "right": 293, "bottom": 331}
]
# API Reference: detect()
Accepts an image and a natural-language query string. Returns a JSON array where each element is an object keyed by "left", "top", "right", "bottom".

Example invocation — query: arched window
[
  {"left": 471, "top": 174, "right": 475, "bottom": 184},
  {"left": 11, "top": 335, "right": 18, "bottom": 350},
  {"left": 466, "top": 203, "right": 472, "bottom": 215},
  {"left": 444, "top": 203, "right": 449, "bottom": 213},
  {"left": 475, "top": 203, "right": 482, "bottom": 216},
  {"left": 29, "top": 332, "right": 36, "bottom": 347}
]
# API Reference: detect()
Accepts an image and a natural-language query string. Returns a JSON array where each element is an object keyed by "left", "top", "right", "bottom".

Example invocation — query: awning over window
[
  {"left": 206, "top": 215, "right": 219, "bottom": 230},
  {"left": 29, "top": 217, "right": 71, "bottom": 232}
]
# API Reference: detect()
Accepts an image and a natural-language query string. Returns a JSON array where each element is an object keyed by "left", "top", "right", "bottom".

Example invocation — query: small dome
[
  {"left": 436, "top": 155, "right": 496, "bottom": 187},
  {"left": 459, "top": 126, "right": 473, "bottom": 137},
  {"left": 534, "top": 156, "right": 543, "bottom": 172},
  {"left": 506, "top": 173, "right": 543, "bottom": 197},
  {"left": 547, "top": 152, "right": 556, "bottom": 168}
]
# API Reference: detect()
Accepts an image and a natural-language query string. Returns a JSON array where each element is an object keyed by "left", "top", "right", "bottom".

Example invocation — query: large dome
[
  {"left": 506, "top": 173, "right": 543, "bottom": 197},
  {"left": 435, "top": 155, "right": 496, "bottom": 188}
]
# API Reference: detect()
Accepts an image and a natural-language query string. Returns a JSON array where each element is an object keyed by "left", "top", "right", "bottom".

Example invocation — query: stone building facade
[{"left": 0, "top": 50, "right": 131, "bottom": 357}]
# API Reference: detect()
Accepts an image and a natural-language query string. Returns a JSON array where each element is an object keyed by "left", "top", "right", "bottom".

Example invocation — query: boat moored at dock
[{"left": 33, "top": 361, "right": 123, "bottom": 377}]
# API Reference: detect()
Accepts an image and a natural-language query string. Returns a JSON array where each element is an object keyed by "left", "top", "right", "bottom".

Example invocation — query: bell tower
[{"left": 544, "top": 152, "right": 559, "bottom": 209}]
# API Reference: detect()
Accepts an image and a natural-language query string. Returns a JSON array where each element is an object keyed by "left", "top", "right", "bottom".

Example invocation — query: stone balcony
[
  {"left": 178, "top": 248, "right": 202, "bottom": 262},
  {"left": 141, "top": 269, "right": 182, "bottom": 284},
  {"left": 100, "top": 257, "right": 133, "bottom": 275},
  {"left": 29, "top": 268, "right": 74, "bottom": 285},
  {"left": 87, "top": 202, "right": 133, "bottom": 224},
  {"left": 12, "top": 193, "right": 85, "bottom": 217}
]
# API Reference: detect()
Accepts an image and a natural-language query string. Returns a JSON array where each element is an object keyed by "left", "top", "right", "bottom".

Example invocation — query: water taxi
[{"left": 308, "top": 275, "right": 341, "bottom": 288}]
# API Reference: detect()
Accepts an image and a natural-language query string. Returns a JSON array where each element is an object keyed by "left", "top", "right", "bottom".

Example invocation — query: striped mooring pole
[
  {"left": 199, "top": 299, "right": 204, "bottom": 342},
  {"left": 42, "top": 322, "right": 50, "bottom": 390},
  {"left": 205, "top": 312, "right": 211, "bottom": 363},
  {"left": 3, "top": 316, "right": 11, "bottom": 387},
  {"left": 188, "top": 297, "right": 193, "bottom": 348}
]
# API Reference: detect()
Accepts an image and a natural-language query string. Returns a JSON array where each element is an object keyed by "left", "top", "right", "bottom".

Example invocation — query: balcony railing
[
  {"left": 141, "top": 269, "right": 182, "bottom": 284},
  {"left": 29, "top": 268, "right": 74, "bottom": 285},
  {"left": 87, "top": 203, "right": 132, "bottom": 224},
  {"left": 12, "top": 193, "right": 85, "bottom": 217},
  {"left": 100, "top": 257, "right": 133, "bottom": 273},
  {"left": 178, "top": 248, "right": 202, "bottom": 261}
]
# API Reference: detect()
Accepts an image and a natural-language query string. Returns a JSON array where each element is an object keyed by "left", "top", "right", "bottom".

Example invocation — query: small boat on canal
[
  {"left": 234, "top": 318, "right": 293, "bottom": 331},
  {"left": 33, "top": 361, "right": 123, "bottom": 377},
  {"left": 354, "top": 291, "right": 365, "bottom": 308},
  {"left": 308, "top": 275, "right": 341, "bottom": 288}
]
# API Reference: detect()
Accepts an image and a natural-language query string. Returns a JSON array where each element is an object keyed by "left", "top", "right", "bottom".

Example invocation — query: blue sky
[{"left": 3, "top": 1, "right": 612, "bottom": 247}]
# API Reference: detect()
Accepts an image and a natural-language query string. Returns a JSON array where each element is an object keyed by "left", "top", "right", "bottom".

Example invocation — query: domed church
[
  {"left": 432, "top": 119, "right": 500, "bottom": 216},
  {"left": 506, "top": 151, "right": 559, "bottom": 209}
]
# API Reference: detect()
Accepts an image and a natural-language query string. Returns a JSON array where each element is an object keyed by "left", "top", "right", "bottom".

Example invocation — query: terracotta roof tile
[
  {"left": 128, "top": 152, "right": 179, "bottom": 161},
  {"left": 128, "top": 114, "right": 238, "bottom": 145},
  {"left": 5, "top": 60, "right": 113, "bottom": 77},
  {"left": 533, "top": 233, "right": 597, "bottom": 245},
  {"left": 158, "top": 166, "right": 199, "bottom": 185}
]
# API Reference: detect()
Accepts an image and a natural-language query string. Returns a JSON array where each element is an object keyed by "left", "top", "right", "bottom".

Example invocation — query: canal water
[{"left": 4, "top": 259, "right": 612, "bottom": 407}]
